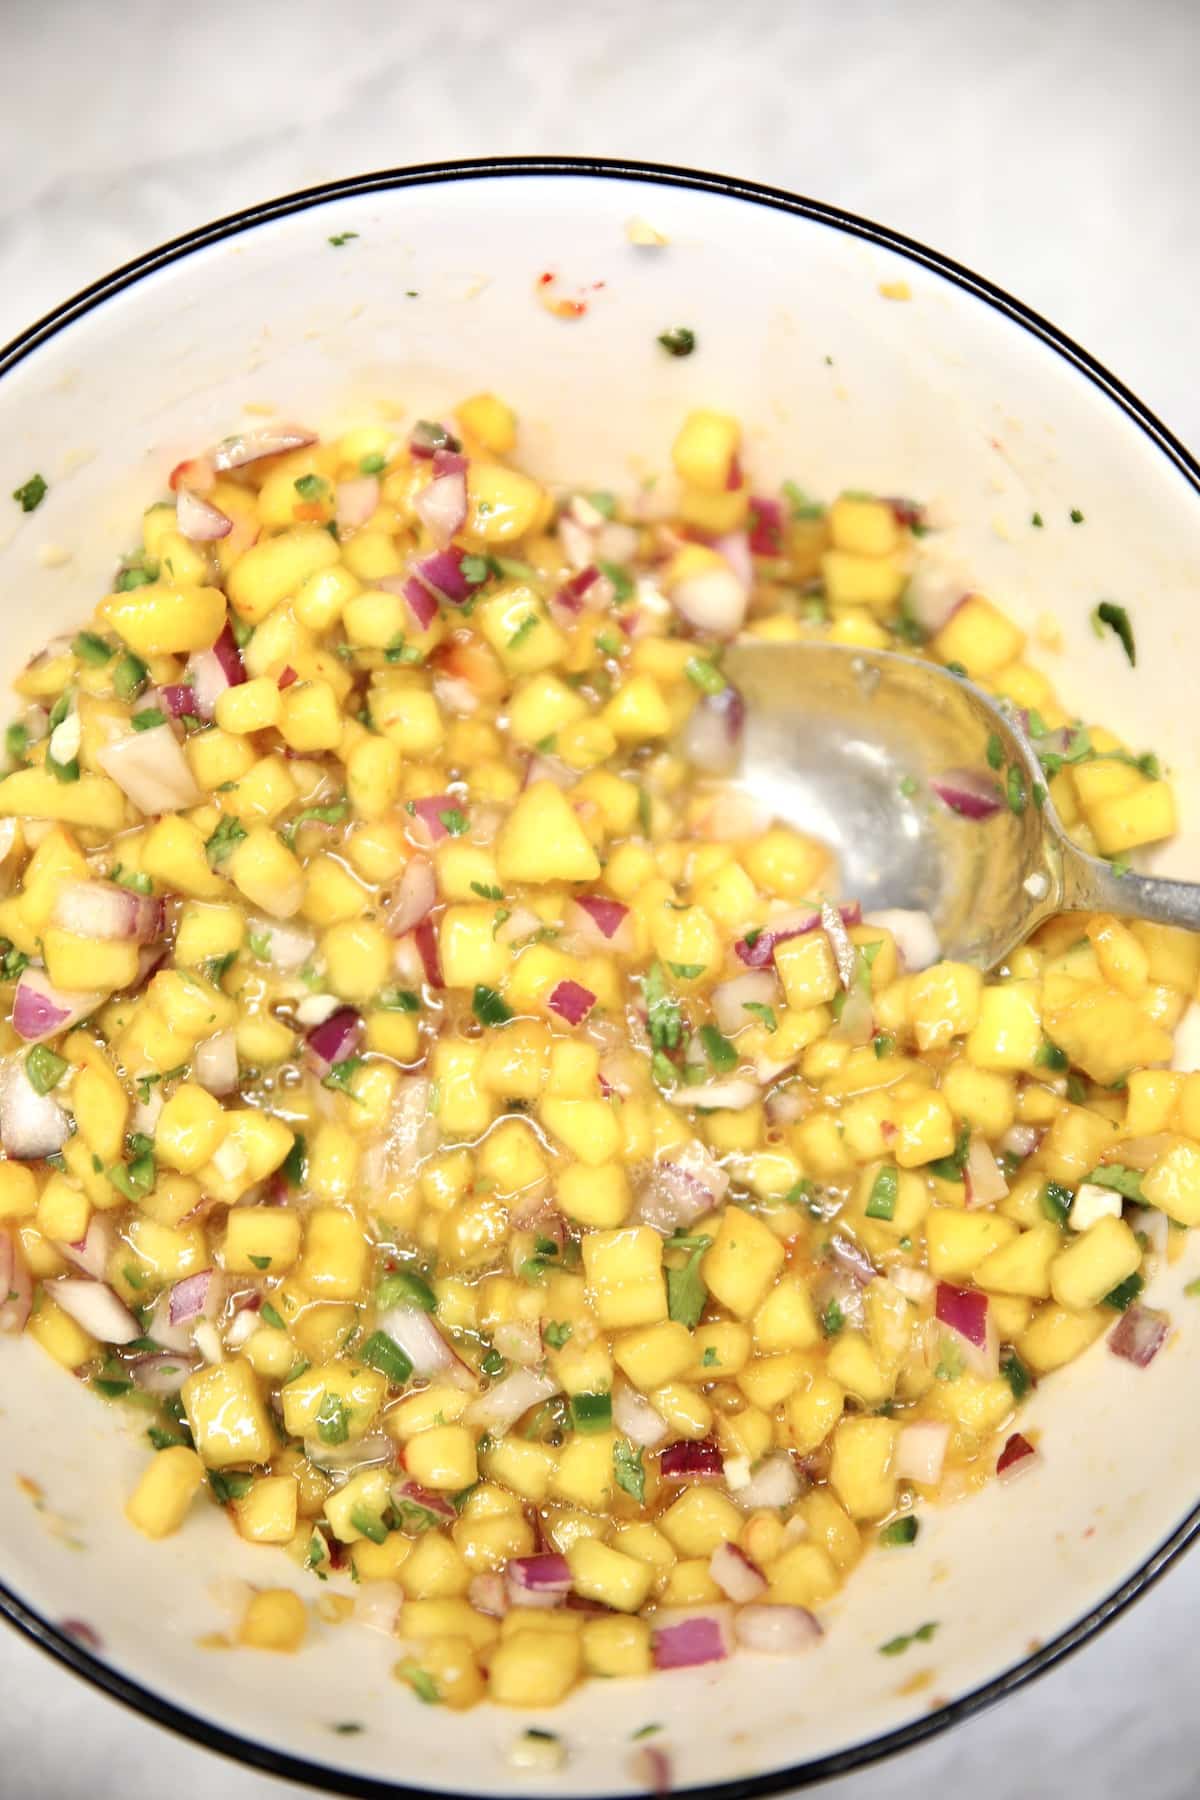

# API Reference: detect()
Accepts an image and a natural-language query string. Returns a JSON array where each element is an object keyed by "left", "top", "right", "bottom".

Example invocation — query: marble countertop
[{"left": 3, "top": 0, "right": 1199, "bottom": 1794}]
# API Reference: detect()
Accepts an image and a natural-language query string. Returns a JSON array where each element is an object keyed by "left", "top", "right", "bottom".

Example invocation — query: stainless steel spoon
[{"left": 722, "top": 640, "right": 1200, "bottom": 968}]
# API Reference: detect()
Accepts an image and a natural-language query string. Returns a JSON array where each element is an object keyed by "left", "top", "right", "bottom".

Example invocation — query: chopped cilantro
[
  {"left": 782, "top": 480, "right": 825, "bottom": 521},
  {"left": 865, "top": 1164, "right": 899, "bottom": 1221},
  {"left": 469, "top": 881, "right": 504, "bottom": 901},
  {"left": 667, "top": 962, "right": 705, "bottom": 981},
  {"left": 438, "top": 808, "right": 468, "bottom": 836},
  {"left": 322, "top": 1057, "right": 363, "bottom": 1097},
  {"left": 248, "top": 1254, "right": 272, "bottom": 1271},
  {"left": 666, "top": 1234, "right": 712, "bottom": 1330},
  {"left": 209, "top": 1470, "right": 254, "bottom": 1504},
  {"left": 315, "top": 1391, "right": 351, "bottom": 1446},
  {"left": 880, "top": 1517, "right": 919, "bottom": 1547},
  {"left": 472, "top": 984, "right": 513, "bottom": 1027},
  {"left": 131, "top": 707, "right": 166, "bottom": 732},
  {"left": 644, "top": 962, "right": 683, "bottom": 1052},
  {"left": 879, "top": 1621, "right": 938, "bottom": 1655},
  {"left": 378, "top": 987, "right": 420, "bottom": 1012},
  {"left": 597, "top": 559, "right": 634, "bottom": 602},
  {"left": 281, "top": 1133, "right": 306, "bottom": 1189},
  {"left": 821, "top": 1299, "right": 845, "bottom": 1337},
  {"left": 1092, "top": 601, "right": 1136, "bottom": 668},
  {"left": 506, "top": 614, "right": 539, "bottom": 651},
  {"left": 112, "top": 653, "right": 149, "bottom": 702},
  {"left": 1040, "top": 1181, "right": 1073, "bottom": 1224},
  {"left": 873, "top": 1032, "right": 895, "bottom": 1059},
  {"left": 1084, "top": 1163, "right": 1144, "bottom": 1201},
  {"left": 571, "top": 1392, "right": 613, "bottom": 1434},
  {"left": 698, "top": 1024, "right": 737, "bottom": 1072},
  {"left": 613, "top": 1438, "right": 646, "bottom": 1503},
  {"left": 1001, "top": 1348, "right": 1032, "bottom": 1401},
  {"left": 72, "top": 630, "right": 112, "bottom": 667},
  {"left": 12, "top": 474, "right": 47, "bottom": 513},
  {"left": 260, "top": 1302, "right": 286, "bottom": 1331},
  {"left": 1102, "top": 1272, "right": 1144, "bottom": 1312},
  {"left": 742, "top": 1001, "right": 777, "bottom": 1032},
  {"left": 543, "top": 1321, "right": 572, "bottom": 1349},
  {"left": 685, "top": 657, "right": 727, "bottom": 695},
  {"left": 349, "top": 1506, "right": 388, "bottom": 1544},
  {"left": 1070, "top": 507, "right": 1084, "bottom": 524},
  {"left": 205, "top": 815, "right": 247, "bottom": 865},
  {"left": 396, "top": 1665, "right": 440, "bottom": 1705},
  {"left": 986, "top": 733, "right": 1004, "bottom": 771},
  {"left": 25, "top": 1045, "right": 67, "bottom": 1095},
  {"left": 328, "top": 231, "right": 359, "bottom": 248},
  {"left": 1006, "top": 764, "right": 1027, "bottom": 814},
  {"left": 376, "top": 1270, "right": 437, "bottom": 1313},
  {"left": 657, "top": 326, "right": 696, "bottom": 357}
]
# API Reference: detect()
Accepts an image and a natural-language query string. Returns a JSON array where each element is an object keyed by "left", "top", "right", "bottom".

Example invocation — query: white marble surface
[{"left": 2, "top": 0, "right": 1200, "bottom": 1794}]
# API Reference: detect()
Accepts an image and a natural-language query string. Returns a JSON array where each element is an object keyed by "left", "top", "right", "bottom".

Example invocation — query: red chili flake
[
  {"left": 60, "top": 1618, "right": 103, "bottom": 1652},
  {"left": 277, "top": 665, "right": 298, "bottom": 689}
]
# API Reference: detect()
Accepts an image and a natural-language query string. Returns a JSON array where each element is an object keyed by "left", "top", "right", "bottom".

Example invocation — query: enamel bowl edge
[{"left": 2, "top": 157, "right": 1200, "bottom": 1800}]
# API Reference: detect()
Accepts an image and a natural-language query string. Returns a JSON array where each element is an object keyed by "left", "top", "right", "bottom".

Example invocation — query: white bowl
[{"left": 3, "top": 158, "right": 1200, "bottom": 1799}]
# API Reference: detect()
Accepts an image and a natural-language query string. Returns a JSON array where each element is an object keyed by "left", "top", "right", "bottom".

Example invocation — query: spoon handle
[{"left": 1060, "top": 846, "right": 1200, "bottom": 933}]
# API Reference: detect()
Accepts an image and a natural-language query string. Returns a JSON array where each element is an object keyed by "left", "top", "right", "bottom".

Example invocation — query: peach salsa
[{"left": 1, "top": 397, "right": 1194, "bottom": 1717}]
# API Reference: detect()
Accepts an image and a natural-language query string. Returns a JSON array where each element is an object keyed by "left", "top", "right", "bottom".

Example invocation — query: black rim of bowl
[{"left": 1, "top": 154, "right": 1199, "bottom": 1800}]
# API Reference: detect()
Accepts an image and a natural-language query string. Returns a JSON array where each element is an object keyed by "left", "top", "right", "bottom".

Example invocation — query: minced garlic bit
[{"left": 0, "top": 396, "right": 1184, "bottom": 1716}]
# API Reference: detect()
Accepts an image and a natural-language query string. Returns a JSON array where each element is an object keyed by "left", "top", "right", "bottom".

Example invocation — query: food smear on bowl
[{"left": 0, "top": 392, "right": 1192, "bottom": 1711}]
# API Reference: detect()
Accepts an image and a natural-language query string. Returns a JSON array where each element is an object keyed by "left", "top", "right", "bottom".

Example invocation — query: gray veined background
[{"left": 1, "top": 0, "right": 1198, "bottom": 1794}]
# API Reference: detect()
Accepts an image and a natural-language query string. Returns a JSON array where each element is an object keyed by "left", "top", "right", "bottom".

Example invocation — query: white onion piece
[
  {"left": 414, "top": 471, "right": 468, "bottom": 545},
  {"left": 691, "top": 787, "right": 774, "bottom": 843},
  {"left": 930, "top": 1312, "right": 999, "bottom": 1381},
  {"left": 734, "top": 1603, "right": 822, "bottom": 1654},
  {"left": 386, "top": 856, "right": 437, "bottom": 937},
  {"left": 964, "top": 1134, "right": 1008, "bottom": 1206},
  {"left": 467, "top": 1572, "right": 508, "bottom": 1618},
  {"left": 666, "top": 1077, "right": 759, "bottom": 1111},
  {"left": 637, "top": 1141, "right": 729, "bottom": 1234},
  {"left": 682, "top": 690, "right": 743, "bottom": 777},
  {"left": 377, "top": 1306, "right": 454, "bottom": 1378},
  {"left": 209, "top": 424, "right": 316, "bottom": 470},
  {"left": 557, "top": 514, "right": 595, "bottom": 571},
  {"left": 465, "top": 1367, "right": 558, "bottom": 1436},
  {"left": 60, "top": 1213, "right": 115, "bottom": 1281},
  {"left": 830, "top": 982, "right": 874, "bottom": 1046},
  {"left": 0, "top": 818, "right": 17, "bottom": 866},
  {"left": 712, "top": 531, "right": 752, "bottom": 591},
  {"left": 894, "top": 1420, "right": 950, "bottom": 1485},
  {"left": 863, "top": 908, "right": 940, "bottom": 973},
  {"left": 176, "top": 487, "right": 232, "bottom": 541},
  {"left": 192, "top": 1029, "right": 239, "bottom": 1096},
  {"left": 764, "top": 1081, "right": 808, "bottom": 1122},
  {"left": 711, "top": 970, "right": 780, "bottom": 1037},
  {"left": 670, "top": 567, "right": 748, "bottom": 637},
  {"left": 1172, "top": 1001, "right": 1200, "bottom": 1072},
  {"left": 224, "top": 1306, "right": 261, "bottom": 1351},
  {"left": 1000, "top": 1123, "right": 1040, "bottom": 1159},
  {"left": 96, "top": 726, "right": 202, "bottom": 816},
  {"left": 354, "top": 1584, "right": 404, "bottom": 1638},
  {"left": 432, "top": 674, "right": 479, "bottom": 717},
  {"left": 334, "top": 476, "right": 380, "bottom": 532},
  {"left": 612, "top": 1382, "right": 669, "bottom": 1449},
  {"left": 820, "top": 901, "right": 858, "bottom": 990},
  {"left": 732, "top": 1452, "right": 801, "bottom": 1511},
  {"left": 0, "top": 1058, "right": 69, "bottom": 1159},
  {"left": 53, "top": 1279, "right": 141, "bottom": 1346},
  {"left": 905, "top": 563, "right": 966, "bottom": 635},
  {"left": 494, "top": 905, "right": 542, "bottom": 948},
  {"left": 709, "top": 1542, "right": 767, "bottom": 1602}
]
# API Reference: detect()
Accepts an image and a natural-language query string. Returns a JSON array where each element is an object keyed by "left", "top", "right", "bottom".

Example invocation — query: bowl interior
[{"left": 3, "top": 163, "right": 1200, "bottom": 1798}]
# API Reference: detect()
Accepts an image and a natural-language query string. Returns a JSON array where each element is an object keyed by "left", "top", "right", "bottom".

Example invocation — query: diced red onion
[
  {"left": 933, "top": 1284, "right": 998, "bottom": 1378},
  {"left": 334, "top": 476, "right": 379, "bottom": 532},
  {"left": 467, "top": 1572, "right": 508, "bottom": 1618},
  {"left": 0, "top": 1226, "right": 32, "bottom": 1333},
  {"left": 505, "top": 1554, "right": 572, "bottom": 1608},
  {"left": 734, "top": 1603, "right": 822, "bottom": 1654},
  {"left": 669, "top": 567, "right": 748, "bottom": 638},
  {"left": 555, "top": 564, "right": 600, "bottom": 611},
  {"left": 169, "top": 456, "right": 216, "bottom": 495},
  {"left": 409, "top": 795, "right": 460, "bottom": 846},
  {"left": 629, "top": 1747, "right": 673, "bottom": 1796},
  {"left": 709, "top": 1542, "right": 767, "bottom": 1602},
  {"left": 894, "top": 1420, "right": 950, "bottom": 1485},
  {"left": 11, "top": 968, "right": 102, "bottom": 1042},
  {"left": 548, "top": 980, "right": 596, "bottom": 1026},
  {"left": 378, "top": 1306, "right": 455, "bottom": 1380},
  {"left": 402, "top": 577, "right": 439, "bottom": 632},
  {"left": 996, "top": 1431, "right": 1038, "bottom": 1480},
  {"left": 61, "top": 1214, "right": 116, "bottom": 1282},
  {"left": 209, "top": 425, "right": 316, "bottom": 471},
  {"left": 277, "top": 665, "right": 298, "bottom": 691},
  {"left": 169, "top": 1270, "right": 214, "bottom": 1326},
  {"left": 129, "top": 1351, "right": 194, "bottom": 1395},
  {"left": 1109, "top": 1303, "right": 1169, "bottom": 1368},
  {"left": 411, "top": 548, "right": 478, "bottom": 605},
  {"left": 183, "top": 654, "right": 228, "bottom": 721},
  {"left": 571, "top": 895, "right": 631, "bottom": 943},
  {"left": 732, "top": 1452, "right": 801, "bottom": 1511},
  {"left": 613, "top": 1382, "right": 669, "bottom": 1449},
  {"left": 464, "top": 1366, "right": 558, "bottom": 1436},
  {"left": 414, "top": 470, "right": 468, "bottom": 546},
  {"left": 666, "top": 1076, "right": 758, "bottom": 1111},
  {"left": 0, "top": 1057, "right": 70, "bottom": 1158},
  {"left": 735, "top": 902, "right": 862, "bottom": 969},
  {"left": 391, "top": 1479, "right": 458, "bottom": 1522},
  {"left": 711, "top": 971, "right": 780, "bottom": 1038},
  {"left": 193, "top": 1029, "right": 238, "bottom": 1096},
  {"left": 386, "top": 856, "right": 437, "bottom": 937},
  {"left": 829, "top": 1233, "right": 878, "bottom": 1287},
  {"left": 638, "top": 1142, "right": 729, "bottom": 1234},
  {"left": 53, "top": 1279, "right": 140, "bottom": 1346},
  {"left": 1000, "top": 1123, "right": 1040, "bottom": 1160},
  {"left": 248, "top": 916, "right": 315, "bottom": 972},
  {"left": 682, "top": 686, "right": 745, "bottom": 777},
  {"left": 660, "top": 1438, "right": 723, "bottom": 1481},
  {"left": 408, "top": 420, "right": 459, "bottom": 460},
  {"left": 930, "top": 769, "right": 1004, "bottom": 821},
  {"left": 52, "top": 880, "right": 162, "bottom": 944},
  {"left": 412, "top": 918, "right": 443, "bottom": 988},
  {"left": 157, "top": 684, "right": 195, "bottom": 719},
  {"left": 863, "top": 908, "right": 940, "bottom": 974},
  {"left": 306, "top": 1007, "right": 361, "bottom": 1078},
  {"left": 176, "top": 487, "right": 232, "bottom": 542},
  {"left": 712, "top": 531, "right": 752, "bottom": 591},
  {"left": 747, "top": 496, "right": 786, "bottom": 557},
  {"left": 652, "top": 1606, "right": 733, "bottom": 1670},
  {"left": 208, "top": 622, "right": 246, "bottom": 687},
  {"left": 964, "top": 1134, "right": 1008, "bottom": 1206},
  {"left": 96, "top": 726, "right": 202, "bottom": 816}
]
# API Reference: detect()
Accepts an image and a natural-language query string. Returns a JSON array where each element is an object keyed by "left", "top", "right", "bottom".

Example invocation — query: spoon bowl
[{"left": 723, "top": 640, "right": 1200, "bottom": 966}]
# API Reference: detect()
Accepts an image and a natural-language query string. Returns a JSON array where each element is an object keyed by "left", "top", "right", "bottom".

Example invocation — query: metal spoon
[{"left": 721, "top": 640, "right": 1200, "bottom": 968}]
